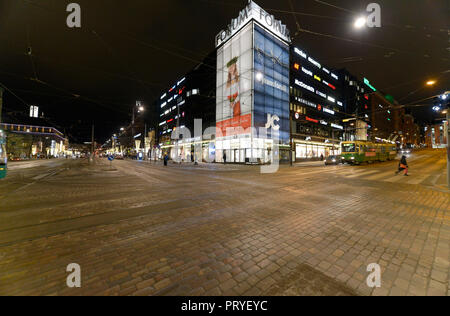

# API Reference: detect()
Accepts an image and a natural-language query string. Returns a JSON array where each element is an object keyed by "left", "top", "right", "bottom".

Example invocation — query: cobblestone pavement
[{"left": 0, "top": 149, "right": 448, "bottom": 296}]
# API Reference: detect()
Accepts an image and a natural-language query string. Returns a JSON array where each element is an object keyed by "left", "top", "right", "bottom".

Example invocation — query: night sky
[{"left": 0, "top": 0, "right": 448, "bottom": 143}]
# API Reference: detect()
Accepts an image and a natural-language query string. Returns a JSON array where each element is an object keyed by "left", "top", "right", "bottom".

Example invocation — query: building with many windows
[
  {"left": 157, "top": 51, "right": 216, "bottom": 161},
  {"left": 0, "top": 122, "right": 68, "bottom": 159},
  {"left": 290, "top": 46, "right": 346, "bottom": 161}
]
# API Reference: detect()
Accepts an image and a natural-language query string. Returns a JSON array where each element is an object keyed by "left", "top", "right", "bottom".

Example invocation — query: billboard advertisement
[{"left": 216, "top": 23, "right": 253, "bottom": 137}]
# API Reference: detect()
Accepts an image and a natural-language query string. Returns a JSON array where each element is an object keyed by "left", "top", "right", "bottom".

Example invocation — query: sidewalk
[{"left": 294, "top": 160, "right": 326, "bottom": 167}]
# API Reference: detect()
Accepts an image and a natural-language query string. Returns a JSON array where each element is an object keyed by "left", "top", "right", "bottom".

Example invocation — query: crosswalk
[
  {"left": 326, "top": 161, "right": 446, "bottom": 187},
  {"left": 292, "top": 151, "right": 447, "bottom": 188}
]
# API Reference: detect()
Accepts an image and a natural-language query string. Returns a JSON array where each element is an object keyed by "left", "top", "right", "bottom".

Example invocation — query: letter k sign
[{"left": 265, "top": 114, "right": 280, "bottom": 131}]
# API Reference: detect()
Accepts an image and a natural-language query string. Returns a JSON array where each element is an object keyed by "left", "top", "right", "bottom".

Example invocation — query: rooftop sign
[
  {"left": 364, "top": 78, "right": 377, "bottom": 92},
  {"left": 215, "top": 1, "right": 291, "bottom": 48}
]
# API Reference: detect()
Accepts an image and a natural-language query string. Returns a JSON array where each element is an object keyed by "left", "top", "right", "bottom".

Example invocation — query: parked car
[{"left": 325, "top": 155, "right": 342, "bottom": 166}]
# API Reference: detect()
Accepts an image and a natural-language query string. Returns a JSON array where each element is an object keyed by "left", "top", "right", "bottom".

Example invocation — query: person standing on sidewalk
[
  {"left": 223, "top": 151, "right": 227, "bottom": 164},
  {"left": 396, "top": 155, "right": 409, "bottom": 176}
]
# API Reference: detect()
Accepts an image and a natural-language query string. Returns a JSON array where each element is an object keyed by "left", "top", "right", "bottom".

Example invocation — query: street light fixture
[
  {"left": 426, "top": 80, "right": 437, "bottom": 86},
  {"left": 354, "top": 16, "right": 367, "bottom": 29}
]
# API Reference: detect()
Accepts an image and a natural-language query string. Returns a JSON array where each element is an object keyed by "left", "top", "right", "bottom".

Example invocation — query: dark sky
[{"left": 0, "top": 0, "right": 448, "bottom": 143}]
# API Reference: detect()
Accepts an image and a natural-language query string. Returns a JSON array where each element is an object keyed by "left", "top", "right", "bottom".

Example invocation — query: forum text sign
[{"left": 215, "top": 1, "right": 291, "bottom": 48}]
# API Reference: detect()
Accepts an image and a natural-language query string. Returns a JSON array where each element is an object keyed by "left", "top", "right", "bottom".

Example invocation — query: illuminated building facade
[
  {"left": 290, "top": 47, "right": 346, "bottom": 161},
  {"left": 0, "top": 123, "right": 68, "bottom": 159},
  {"left": 215, "top": 1, "right": 291, "bottom": 164},
  {"left": 157, "top": 51, "right": 217, "bottom": 161}
]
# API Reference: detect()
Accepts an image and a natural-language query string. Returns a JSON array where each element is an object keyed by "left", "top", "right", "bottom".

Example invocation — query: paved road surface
[{"left": 0, "top": 149, "right": 448, "bottom": 296}]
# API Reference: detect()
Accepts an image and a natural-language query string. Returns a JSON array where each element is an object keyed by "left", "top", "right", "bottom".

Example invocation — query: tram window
[
  {"left": 343, "top": 143, "right": 356, "bottom": 152},
  {"left": 0, "top": 144, "right": 6, "bottom": 165}
]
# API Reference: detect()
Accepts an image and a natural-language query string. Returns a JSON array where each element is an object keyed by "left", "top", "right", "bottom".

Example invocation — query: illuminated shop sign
[
  {"left": 264, "top": 77, "right": 288, "bottom": 92},
  {"left": 294, "top": 63, "right": 300, "bottom": 70},
  {"left": 323, "top": 80, "right": 336, "bottom": 90},
  {"left": 215, "top": 1, "right": 291, "bottom": 48},
  {"left": 177, "top": 77, "right": 186, "bottom": 86},
  {"left": 306, "top": 116, "right": 319, "bottom": 123},
  {"left": 308, "top": 57, "right": 321, "bottom": 69},
  {"left": 327, "top": 96, "right": 335, "bottom": 103},
  {"left": 314, "top": 75, "right": 321, "bottom": 82},
  {"left": 295, "top": 79, "right": 315, "bottom": 93},
  {"left": 364, "top": 78, "right": 377, "bottom": 91},
  {"left": 331, "top": 123, "right": 344, "bottom": 130},
  {"left": 161, "top": 102, "right": 167, "bottom": 108},
  {"left": 302, "top": 67, "right": 313, "bottom": 76},
  {"left": 159, "top": 121, "right": 166, "bottom": 126},
  {"left": 295, "top": 97, "right": 317, "bottom": 109},
  {"left": 294, "top": 47, "right": 307, "bottom": 59},
  {"left": 160, "top": 93, "right": 166, "bottom": 100},
  {"left": 316, "top": 90, "right": 327, "bottom": 99},
  {"left": 323, "top": 108, "right": 335, "bottom": 115},
  {"left": 323, "top": 68, "right": 330, "bottom": 74},
  {"left": 331, "top": 73, "right": 339, "bottom": 80},
  {"left": 337, "top": 101, "right": 343, "bottom": 106},
  {"left": 320, "top": 120, "right": 328, "bottom": 126}
]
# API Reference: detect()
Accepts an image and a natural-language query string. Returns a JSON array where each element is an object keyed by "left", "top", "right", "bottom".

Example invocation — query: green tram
[
  {"left": 0, "top": 130, "right": 6, "bottom": 179},
  {"left": 341, "top": 141, "right": 397, "bottom": 165}
]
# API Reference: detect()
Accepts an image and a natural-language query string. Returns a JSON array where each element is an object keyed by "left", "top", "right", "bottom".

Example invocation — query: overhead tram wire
[
  {"left": 0, "top": 70, "right": 134, "bottom": 115},
  {"left": 311, "top": 0, "right": 356, "bottom": 14},
  {"left": 19, "top": 0, "right": 447, "bottom": 116}
]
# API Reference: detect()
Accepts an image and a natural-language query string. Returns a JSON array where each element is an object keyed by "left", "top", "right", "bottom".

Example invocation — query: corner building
[{"left": 215, "top": 1, "right": 291, "bottom": 164}]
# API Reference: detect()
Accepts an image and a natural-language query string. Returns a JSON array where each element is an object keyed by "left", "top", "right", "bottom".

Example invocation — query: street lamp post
[{"left": 446, "top": 108, "right": 449, "bottom": 189}]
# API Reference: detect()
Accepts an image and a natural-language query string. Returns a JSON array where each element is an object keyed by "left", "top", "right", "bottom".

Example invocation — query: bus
[
  {"left": 341, "top": 141, "right": 397, "bottom": 165},
  {"left": 0, "top": 130, "right": 6, "bottom": 179}
]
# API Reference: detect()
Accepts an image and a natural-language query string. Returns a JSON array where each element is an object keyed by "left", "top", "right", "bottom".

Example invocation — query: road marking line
[{"left": 346, "top": 170, "right": 379, "bottom": 178}]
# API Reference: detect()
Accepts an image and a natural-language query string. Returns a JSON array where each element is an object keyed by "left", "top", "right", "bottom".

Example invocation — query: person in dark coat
[
  {"left": 223, "top": 152, "right": 227, "bottom": 164},
  {"left": 163, "top": 153, "right": 169, "bottom": 166},
  {"left": 396, "top": 155, "right": 409, "bottom": 176}
]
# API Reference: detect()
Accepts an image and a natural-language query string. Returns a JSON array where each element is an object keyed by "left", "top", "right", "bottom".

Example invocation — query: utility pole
[
  {"left": 289, "top": 113, "right": 293, "bottom": 166},
  {"left": 91, "top": 123, "right": 95, "bottom": 162},
  {"left": 0, "top": 87, "right": 3, "bottom": 124},
  {"left": 446, "top": 108, "right": 449, "bottom": 189}
]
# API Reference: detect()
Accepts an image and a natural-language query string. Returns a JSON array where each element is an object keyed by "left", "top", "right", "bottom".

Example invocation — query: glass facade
[
  {"left": 216, "top": 22, "right": 290, "bottom": 164},
  {"left": 253, "top": 24, "right": 290, "bottom": 144}
]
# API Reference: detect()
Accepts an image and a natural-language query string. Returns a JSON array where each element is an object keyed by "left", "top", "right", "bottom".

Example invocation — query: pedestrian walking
[
  {"left": 223, "top": 152, "right": 227, "bottom": 164},
  {"left": 396, "top": 155, "right": 409, "bottom": 176},
  {"left": 163, "top": 153, "right": 169, "bottom": 166}
]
